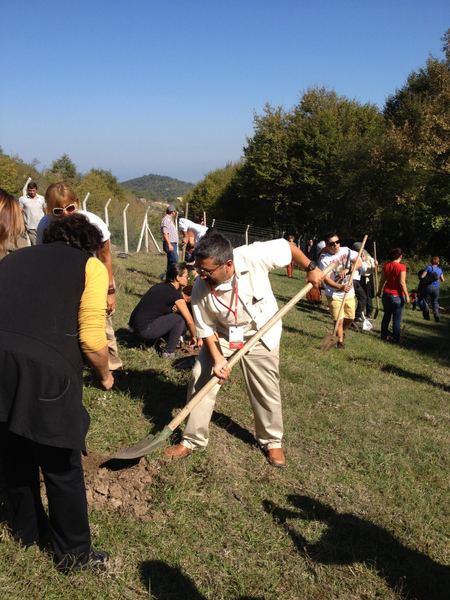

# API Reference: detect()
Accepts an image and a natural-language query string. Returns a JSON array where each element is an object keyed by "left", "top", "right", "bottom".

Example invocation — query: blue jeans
[
  {"left": 422, "top": 285, "right": 440, "bottom": 320},
  {"left": 381, "top": 294, "right": 404, "bottom": 343},
  {"left": 163, "top": 241, "right": 178, "bottom": 271}
]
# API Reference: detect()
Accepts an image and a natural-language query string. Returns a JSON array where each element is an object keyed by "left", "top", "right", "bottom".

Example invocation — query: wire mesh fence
[
  {"left": 81, "top": 200, "right": 288, "bottom": 254},
  {"left": 208, "top": 218, "right": 283, "bottom": 248}
]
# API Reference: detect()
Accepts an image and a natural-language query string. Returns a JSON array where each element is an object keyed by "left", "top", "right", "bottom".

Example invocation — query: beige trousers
[
  {"left": 182, "top": 338, "right": 283, "bottom": 450},
  {"left": 106, "top": 314, "right": 123, "bottom": 371}
]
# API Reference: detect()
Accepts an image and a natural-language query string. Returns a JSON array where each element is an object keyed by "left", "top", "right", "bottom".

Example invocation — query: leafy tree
[
  {"left": 0, "top": 154, "right": 20, "bottom": 194},
  {"left": 48, "top": 154, "right": 79, "bottom": 184},
  {"left": 230, "top": 105, "right": 291, "bottom": 226},
  {"left": 382, "top": 38, "right": 450, "bottom": 255},
  {"left": 184, "top": 162, "right": 240, "bottom": 218}
]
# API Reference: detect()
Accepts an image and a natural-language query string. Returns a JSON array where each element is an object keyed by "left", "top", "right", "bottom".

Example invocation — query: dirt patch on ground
[{"left": 82, "top": 452, "right": 160, "bottom": 520}]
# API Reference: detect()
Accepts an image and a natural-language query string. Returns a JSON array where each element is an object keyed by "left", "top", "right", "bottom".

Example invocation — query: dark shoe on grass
[{"left": 56, "top": 548, "right": 109, "bottom": 573}]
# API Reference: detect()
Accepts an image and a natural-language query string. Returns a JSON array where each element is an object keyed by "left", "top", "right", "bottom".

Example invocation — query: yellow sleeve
[{"left": 78, "top": 257, "right": 108, "bottom": 352}]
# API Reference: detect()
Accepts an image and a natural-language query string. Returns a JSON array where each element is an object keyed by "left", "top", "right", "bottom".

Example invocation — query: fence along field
[{"left": 80, "top": 193, "right": 285, "bottom": 254}]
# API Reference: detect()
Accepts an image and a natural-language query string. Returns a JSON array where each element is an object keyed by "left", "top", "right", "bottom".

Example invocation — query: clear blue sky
[{"left": 1, "top": 0, "right": 448, "bottom": 183}]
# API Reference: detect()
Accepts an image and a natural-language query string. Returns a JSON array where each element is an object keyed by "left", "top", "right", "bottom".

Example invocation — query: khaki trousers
[
  {"left": 106, "top": 314, "right": 123, "bottom": 371},
  {"left": 182, "top": 338, "right": 283, "bottom": 450}
]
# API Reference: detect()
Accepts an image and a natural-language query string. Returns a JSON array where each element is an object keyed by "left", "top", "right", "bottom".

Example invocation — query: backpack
[{"left": 421, "top": 269, "right": 439, "bottom": 285}]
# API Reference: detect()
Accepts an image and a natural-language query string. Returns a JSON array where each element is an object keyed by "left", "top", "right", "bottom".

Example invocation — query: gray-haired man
[{"left": 165, "top": 230, "right": 324, "bottom": 467}]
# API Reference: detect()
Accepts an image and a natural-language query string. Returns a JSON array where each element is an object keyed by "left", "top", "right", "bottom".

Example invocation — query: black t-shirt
[{"left": 129, "top": 282, "right": 183, "bottom": 332}]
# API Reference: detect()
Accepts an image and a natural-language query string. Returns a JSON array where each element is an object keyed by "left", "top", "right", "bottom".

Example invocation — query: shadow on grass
[
  {"left": 112, "top": 367, "right": 187, "bottom": 432},
  {"left": 211, "top": 411, "right": 257, "bottom": 447},
  {"left": 348, "top": 358, "right": 450, "bottom": 393},
  {"left": 403, "top": 329, "right": 449, "bottom": 366},
  {"left": 263, "top": 495, "right": 449, "bottom": 600},
  {"left": 140, "top": 560, "right": 264, "bottom": 600},
  {"left": 115, "top": 327, "right": 145, "bottom": 349},
  {"left": 380, "top": 365, "right": 450, "bottom": 393}
]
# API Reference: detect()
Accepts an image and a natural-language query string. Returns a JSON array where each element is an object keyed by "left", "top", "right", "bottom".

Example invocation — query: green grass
[{"left": 1, "top": 253, "right": 449, "bottom": 599}]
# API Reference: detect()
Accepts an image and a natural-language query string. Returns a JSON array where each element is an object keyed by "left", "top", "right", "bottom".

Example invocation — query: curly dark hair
[{"left": 43, "top": 213, "right": 103, "bottom": 253}]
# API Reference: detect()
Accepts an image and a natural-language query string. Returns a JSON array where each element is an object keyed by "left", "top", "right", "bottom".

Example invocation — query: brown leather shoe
[
  {"left": 164, "top": 443, "right": 192, "bottom": 460},
  {"left": 266, "top": 447, "right": 286, "bottom": 468}
]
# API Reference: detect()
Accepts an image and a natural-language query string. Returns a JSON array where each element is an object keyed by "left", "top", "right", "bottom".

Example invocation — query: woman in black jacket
[
  {"left": 0, "top": 213, "right": 113, "bottom": 572},
  {"left": 129, "top": 262, "right": 199, "bottom": 357}
]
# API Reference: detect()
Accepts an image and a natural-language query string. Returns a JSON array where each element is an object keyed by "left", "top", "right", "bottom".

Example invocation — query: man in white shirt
[
  {"left": 165, "top": 230, "right": 324, "bottom": 467},
  {"left": 178, "top": 217, "right": 208, "bottom": 262},
  {"left": 19, "top": 182, "right": 46, "bottom": 245},
  {"left": 318, "top": 233, "right": 361, "bottom": 348}
]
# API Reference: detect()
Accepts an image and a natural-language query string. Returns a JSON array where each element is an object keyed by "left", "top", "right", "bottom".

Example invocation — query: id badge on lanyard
[{"left": 229, "top": 325, "right": 244, "bottom": 349}]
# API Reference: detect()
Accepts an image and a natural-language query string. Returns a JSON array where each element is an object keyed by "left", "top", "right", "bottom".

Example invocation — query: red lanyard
[{"left": 210, "top": 278, "right": 239, "bottom": 325}]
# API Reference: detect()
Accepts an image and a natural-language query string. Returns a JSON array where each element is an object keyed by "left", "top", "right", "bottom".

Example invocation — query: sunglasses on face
[
  {"left": 52, "top": 203, "right": 77, "bottom": 216},
  {"left": 328, "top": 240, "right": 340, "bottom": 247}
]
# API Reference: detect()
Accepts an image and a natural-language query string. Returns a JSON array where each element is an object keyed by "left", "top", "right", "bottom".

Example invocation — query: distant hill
[{"left": 121, "top": 173, "right": 194, "bottom": 200}]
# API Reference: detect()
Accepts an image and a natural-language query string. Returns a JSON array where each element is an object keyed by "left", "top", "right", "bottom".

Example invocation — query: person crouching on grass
[
  {"left": 164, "top": 229, "right": 324, "bottom": 468},
  {"left": 318, "top": 233, "right": 362, "bottom": 349}
]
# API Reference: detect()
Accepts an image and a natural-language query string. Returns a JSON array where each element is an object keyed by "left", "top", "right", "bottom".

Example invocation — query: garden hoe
[
  {"left": 373, "top": 241, "right": 380, "bottom": 319},
  {"left": 110, "top": 262, "right": 336, "bottom": 460},
  {"left": 321, "top": 235, "right": 368, "bottom": 351}
]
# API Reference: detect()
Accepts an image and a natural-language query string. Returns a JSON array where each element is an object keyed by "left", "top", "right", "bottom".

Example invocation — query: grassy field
[{"left": 1, "top": 251, "right": 449, "bottom": 600}]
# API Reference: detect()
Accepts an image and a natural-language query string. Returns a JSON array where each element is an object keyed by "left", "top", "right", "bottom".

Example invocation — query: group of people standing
[
  {"left": 289, "top": 234, "right": 445, "bottom": 346},
  {"left": 0, "top": 186, "right": 446, "bottom": 575}
]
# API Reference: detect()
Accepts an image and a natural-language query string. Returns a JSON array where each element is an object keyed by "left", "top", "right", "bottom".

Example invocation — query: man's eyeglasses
[
  {"left": 328, "top": 240, "right": 340, "bottom": 247},
  {"left": 195, "top": 263, "right": 223, "bottom": 276},
  {"left": 53, "top": 203, "right": 77, "bottom": 216}
]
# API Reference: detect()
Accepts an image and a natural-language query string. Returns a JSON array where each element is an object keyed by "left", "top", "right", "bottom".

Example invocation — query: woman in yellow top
[
  {"left": 37, "top": 182, "right": 123, "bottom": 371},
  {"left": 0, "top": 213, "right": 112, "bottom": 571}
]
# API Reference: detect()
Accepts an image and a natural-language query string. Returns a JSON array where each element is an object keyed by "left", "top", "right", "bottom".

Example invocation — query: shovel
[
  {"left": 110, "top": 262, "right": 335, "bottom": 460},
  {"left": 373, "top": 241, "right": 380, "bottom": 319},
  {"left": 321, "top": 235, "right": 368, "bottom": 351}
]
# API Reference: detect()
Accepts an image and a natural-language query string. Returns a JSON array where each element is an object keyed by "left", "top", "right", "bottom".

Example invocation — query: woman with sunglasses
[
  {"left": 129, "top": 262, "right": 199, "bottom": 358},
  {"left": 36, "top": 182, "right": 122, "bottom": 371}
]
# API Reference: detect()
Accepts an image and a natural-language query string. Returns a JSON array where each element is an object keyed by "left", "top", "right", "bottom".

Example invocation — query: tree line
[{"left": 185, "top": 30, "right": 450, "bottom": 258}]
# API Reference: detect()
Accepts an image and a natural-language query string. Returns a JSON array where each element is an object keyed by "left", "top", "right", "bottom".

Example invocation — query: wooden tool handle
[
  {"left": 168, "top": 262, "right": 335, "bottom": 431},
  {"left": 373, "top": 241, "right": 380, "bottom": 308}
]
